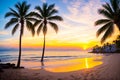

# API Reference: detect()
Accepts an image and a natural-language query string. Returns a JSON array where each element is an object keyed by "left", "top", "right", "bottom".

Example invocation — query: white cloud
[
  {"left": 41, "top": 0, "right": 46, "bottom": 3},
  {"left": 54, "top": 6, "right": 60, "bottom": 10},
  {"left": 57, "top": 0, "right": 104, "bottom": 44},
  {"left": 0, "top": 31, "right": 9, "bottom": 35},
  {"left": 62, "top": 0, "right": 68, "bottom": 3}
]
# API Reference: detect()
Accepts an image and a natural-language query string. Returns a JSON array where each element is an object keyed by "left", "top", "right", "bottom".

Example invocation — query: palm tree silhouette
[
  {"left": 33, "top": 3, "right": 63, "bottom": 62},
  {"left": 5, "top": 1, "right": 36, "bottom": 68},
  {"left": 95, "top": 0, "right": 120, "bottom": 43}
]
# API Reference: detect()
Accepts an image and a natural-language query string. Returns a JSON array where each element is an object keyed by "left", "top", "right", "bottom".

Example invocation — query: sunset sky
[{"left": 0, "top": 0, "right": 118, "bottom": 50}]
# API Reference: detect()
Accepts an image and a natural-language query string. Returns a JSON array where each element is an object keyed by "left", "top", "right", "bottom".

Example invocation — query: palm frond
[
  {"left": 26, "top": 12, "right": 43, "bottom": 19},
  {"left": 35, "top": 6, "right": 44, "bottom": 17},
  {"left": 49, "top": 22, "right": 58, "bottom": 33},
  {"left": 102, "top": 3, "right": 114, "bottom": 15},
  {"left": 30, "top": 27, "right": 35, "bottom": 36},
  {"left": 5, "top": 18, "right": 18, "bottom": 29},
  {"left": 9, "top": 8, "right": 19, "bottom": 17},
  {"left": 26, "top": 20, "right": 35, "bottom": 36},
  {"left": 110, "top": 0, "right": 119, "bottom": 12},
  {"left": 21, "top": 1, "right": 26, "bottom": 8},
  {"left": 48, "top": 15, "right": 63, "bottom": 21},
  {"left": 47, "top": 4, "right": 55, "bottom": 13},
  {"left": 5, "top": 12, "right": 19, "bottom": 18},
  {"left": 12, "top": 23, "right": 19, "bottom": 35},
  {"left": 33, "top": 20, "right": 42, "bottom": 27},
  {"left": 21, "top": 1, "right": 27, "bottom": 16},
  {"left": 26, "top": 20, "right": 33, "bottom": 30},
  {"left": 25, "top": 18, "right": 38, "bottom": 22},
  {"left": 37, "top": 23, "right": 43, "bottom": 35},
  {"left": 101, "top": 22, "right": 114, "bottom": 43},
  {"left": 98, "top": 9, "right": 113, "bottom": 19},
  {"left": 43, "top": 3, "right": 47, "bottom": 16},
  {"left": 15, "top": 2, "right": 21, "bottom": 13},
  {"left": 43, "top": 25, "right": 47, "bottom": 35},
  {"left": 96, "top": 22, "right": 113, "bottom": 37},
  {"left": 25, "top": 12, "right": 35, "bottom": 17},
  {"left": 95, "top": 19, "right": 111, "bottom": 26},
  {"left": 48, "top": 9, "right": 58, "bottom": 17},
  {"left": 23, "top": 4, "right": 30, "bottom": 15}
]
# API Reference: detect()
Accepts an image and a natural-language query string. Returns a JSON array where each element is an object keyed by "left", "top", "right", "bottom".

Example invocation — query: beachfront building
[
  {"left": 92, "top": 44, "right": 117, "bottom": 53},
  {"left": 102, "top": 44, "right": 116, "bottom": 53}
]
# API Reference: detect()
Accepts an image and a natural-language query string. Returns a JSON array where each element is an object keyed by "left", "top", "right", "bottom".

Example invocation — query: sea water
[{"left": 0, "top": 50, "right": 102, "bottom": 69}]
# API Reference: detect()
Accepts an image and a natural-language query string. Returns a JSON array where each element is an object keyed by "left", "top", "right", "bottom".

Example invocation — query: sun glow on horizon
[{"left": 0, "top": 0, "right": 111, "bottom": 50}]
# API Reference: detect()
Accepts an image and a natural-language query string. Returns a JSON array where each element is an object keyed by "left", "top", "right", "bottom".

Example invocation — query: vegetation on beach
[
  {"left": 4, "top": 1, "right": 36, "bottom": 68},
  {"left": 32, "top": 3, "right": 63, "bottom": 62},
  {"left": 92, "top": 35, "right": 120, "bottom": 53},
  {"left": 3, "top": 0, "right": 120, "bottom": 68},
  {"left": 95, "top": 0, "right": 120, "bottom": 43},
  {"left": 4, "top": 1, "right": 63, "bottom": 67},
  {"left": 93, "top": 0, "right": 120, "bottom": 53}
]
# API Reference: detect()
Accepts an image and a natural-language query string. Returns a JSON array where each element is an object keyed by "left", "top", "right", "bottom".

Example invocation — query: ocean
[{"left": 0, "top": 50, "right": 103, "bottom": 69}]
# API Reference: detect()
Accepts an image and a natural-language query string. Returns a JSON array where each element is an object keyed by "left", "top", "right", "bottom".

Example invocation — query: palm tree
[
  {"left": 95, "top": 0, "right": 120, "bottom": 43},
  {"left": 5, "top": 1, "right": 36, "bottom": 68},
  {"left": 33, "top": 3, "right": 63, "bottom": 62},
  {"left": 113, "top": 35, "right": 120, "bottom": 48}
]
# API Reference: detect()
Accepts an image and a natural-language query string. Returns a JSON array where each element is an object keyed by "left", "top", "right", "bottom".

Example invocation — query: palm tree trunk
[
  {"left": 41, "top": 34, "right": 46, "bottom": 62},
  {"left": 17, "top": 20, "right": 23, "bottom": 68},
  {"left": 17, "top": 28, "right": 22, "bottom": 68}
]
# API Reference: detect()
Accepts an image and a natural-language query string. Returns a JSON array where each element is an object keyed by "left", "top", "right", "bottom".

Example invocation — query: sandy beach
[{"left": 1, "top": 54, "right": 120, "bottom": 80}]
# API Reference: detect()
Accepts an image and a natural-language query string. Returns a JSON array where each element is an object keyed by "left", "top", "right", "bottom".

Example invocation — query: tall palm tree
[
  {"left": 33, "top": 3, "right": 63, "bottom": 62},
  {"left": 95, "top": 0, "right": 120, "bottom": 43},
  {"left": 5, "top": 1, "right": 36, "bottom": 68}
]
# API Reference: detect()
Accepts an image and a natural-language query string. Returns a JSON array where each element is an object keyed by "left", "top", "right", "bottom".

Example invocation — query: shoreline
[{"left": 1, "top": 54, "right": 120, "bottom": 80}]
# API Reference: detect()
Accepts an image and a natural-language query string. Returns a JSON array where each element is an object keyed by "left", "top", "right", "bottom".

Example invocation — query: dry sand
[{"left": 0, "top": 54, "right": 120, "bottom": 80}]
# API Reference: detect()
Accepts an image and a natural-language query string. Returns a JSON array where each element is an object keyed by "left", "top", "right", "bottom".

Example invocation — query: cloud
[
  {"left": 40, "top": 0, "right": 46, "bottom": 3},
  {"left": 0, "top": 31, "right": 9, "bottom": 35},
  {"left": 0, "top": 0, "right": 108, "bottom": 49},
  {"left": 62, "top": 0, "right": 67, "bottom": 3},
  {"left": 58, "top": 0, "right": 104, "bottom": 44}
]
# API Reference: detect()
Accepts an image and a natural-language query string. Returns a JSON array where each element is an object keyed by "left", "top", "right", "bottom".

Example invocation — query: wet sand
[{"left": 1, "top": 54, "right": 120, "bottom": 80}]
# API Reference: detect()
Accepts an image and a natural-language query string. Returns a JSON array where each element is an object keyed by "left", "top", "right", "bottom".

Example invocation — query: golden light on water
[
  {"left": 85, "top": 58, "right": 89, "bottom": 68},
  {"left": 45, "top": 56, "right": 103, "bottom": 72},
  {"left": 20, "top": 56, "right": 103, "bottom": 72}
]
